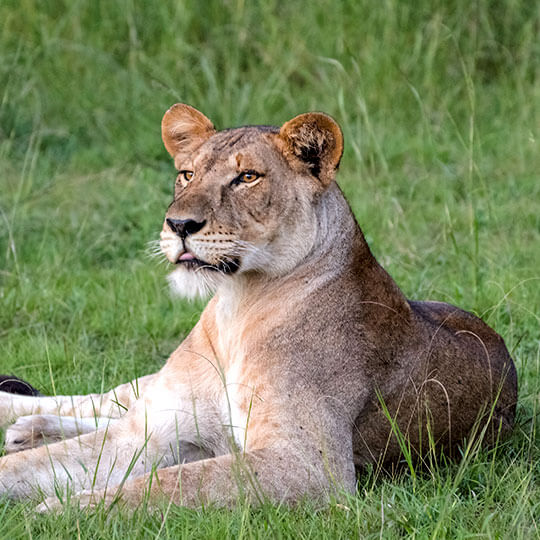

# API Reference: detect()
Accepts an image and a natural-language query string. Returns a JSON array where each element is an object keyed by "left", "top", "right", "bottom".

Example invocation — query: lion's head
[{"left": 159, "top": 104, "right": 344, "bottom": 298}]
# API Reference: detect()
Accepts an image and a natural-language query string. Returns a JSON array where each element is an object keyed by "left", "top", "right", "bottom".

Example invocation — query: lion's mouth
[{"left": 175, "top": 251, "right": 239, "bottom": 274}]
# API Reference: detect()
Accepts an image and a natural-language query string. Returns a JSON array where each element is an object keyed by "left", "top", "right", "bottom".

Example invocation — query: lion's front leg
[
  {"left": 40, "top": 442, "right": 355, "bottom": 512},
  {"left": 0, "top": 424, "right": 144, "bottom": 499},
  {"left": 4, "top": 415, "right": 116, "bottom": 453},
  {"left": 0, "top": 408, "right": 167, "bottom": 498},
  {"left": 0, "top": 373, "right": 221, "bottom": 499},
  {"left": 40, "top": 409, "right": 358, "bottom": 511},
  {"left": 0, "top": 374, "right": 154, "bottom": 429}
]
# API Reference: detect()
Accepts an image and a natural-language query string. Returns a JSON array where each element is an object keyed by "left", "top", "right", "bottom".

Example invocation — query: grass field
[{"left": 1, "top": 0, "right": 539, "bottom": 537}]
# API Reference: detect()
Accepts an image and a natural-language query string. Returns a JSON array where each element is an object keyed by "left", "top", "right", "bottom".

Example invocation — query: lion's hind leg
[{"left": 4, "top": 415, "right": 116, "bottom": 454}]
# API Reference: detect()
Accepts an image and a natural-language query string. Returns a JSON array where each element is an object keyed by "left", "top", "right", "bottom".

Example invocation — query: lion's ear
[
  {"left": 161, "top": 104, "right": 216, "bottom": 161},
  {"left": 279, "top": 112, "right": 344, "bottom": 186}
]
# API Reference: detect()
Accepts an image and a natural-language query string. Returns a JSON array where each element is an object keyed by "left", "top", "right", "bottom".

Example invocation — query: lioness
[{"left": 0, "top": 105, "right": 517, "bottom": 511}]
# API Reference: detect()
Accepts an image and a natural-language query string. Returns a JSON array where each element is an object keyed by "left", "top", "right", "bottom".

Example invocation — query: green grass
[{"left": 1, "top": 0, "right": 539, "bottom": 537}]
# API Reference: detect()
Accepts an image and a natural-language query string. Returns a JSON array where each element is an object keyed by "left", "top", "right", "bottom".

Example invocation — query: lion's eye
[
  {"left": 177, "top": 170, "right": 194, "bottom": 187},
  {"left": 230, "top": 170, "right": 264, "bottom": 187},
  {"left": 239, "top": 171, "right": 262, "bottom": 184}
]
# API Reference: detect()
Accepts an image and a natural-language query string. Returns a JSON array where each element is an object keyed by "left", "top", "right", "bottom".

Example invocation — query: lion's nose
[{"left": 166, "top": 218, "right": 206, "bottom": 239}]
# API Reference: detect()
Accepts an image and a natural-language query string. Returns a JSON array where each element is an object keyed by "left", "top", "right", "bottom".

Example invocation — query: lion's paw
[
  {"left": 36, "top": 489, "right": 118, "bottom": 513},
  {"left": 4, "top": 415, "right": 61, "bottom": 453}
]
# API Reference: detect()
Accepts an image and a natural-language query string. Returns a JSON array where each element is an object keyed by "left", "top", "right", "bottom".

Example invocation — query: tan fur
[{"left": 0, "top": 105, "right": 517, "bottom": 512}]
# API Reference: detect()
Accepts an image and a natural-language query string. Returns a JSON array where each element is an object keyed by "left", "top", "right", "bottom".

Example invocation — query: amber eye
[
  {"left": 239, "top": 171, "right": 261, "bottom": 184},
  {"left": 177, "top": 170, "right": 194, "bottom": 186}
]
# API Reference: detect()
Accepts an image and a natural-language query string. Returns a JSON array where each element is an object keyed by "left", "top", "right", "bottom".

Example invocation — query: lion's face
[{"left": 159, "top": 105, "right": 343, "bottom": 298}]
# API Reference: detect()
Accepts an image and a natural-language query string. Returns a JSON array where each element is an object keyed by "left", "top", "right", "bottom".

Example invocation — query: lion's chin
[{"left": 167, "top": 265, "right": 227, "bottom": 300}]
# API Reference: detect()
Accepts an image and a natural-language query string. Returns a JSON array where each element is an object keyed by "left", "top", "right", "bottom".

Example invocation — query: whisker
[
  {"left": 195, "top": 264, "right": 225, "bottom": 276},
  {"left": 145, "top": 249, "right": 167, "bottom": 261}
]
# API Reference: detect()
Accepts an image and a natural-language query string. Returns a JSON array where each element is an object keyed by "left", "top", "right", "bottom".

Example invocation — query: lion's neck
[
  {"left": 309, "top": 182, "right": 368, "bottom": 265},
  {"left": 214, "top": 183, "right": 406, "bottom": 317}
]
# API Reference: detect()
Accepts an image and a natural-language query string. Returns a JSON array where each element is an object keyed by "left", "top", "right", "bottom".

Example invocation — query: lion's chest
[
  {"left": 219, "top": 360, "right": 249, "bottom": 451},
  {"left": 214, "top": 293, "right": 250, "bottom": 450}
]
